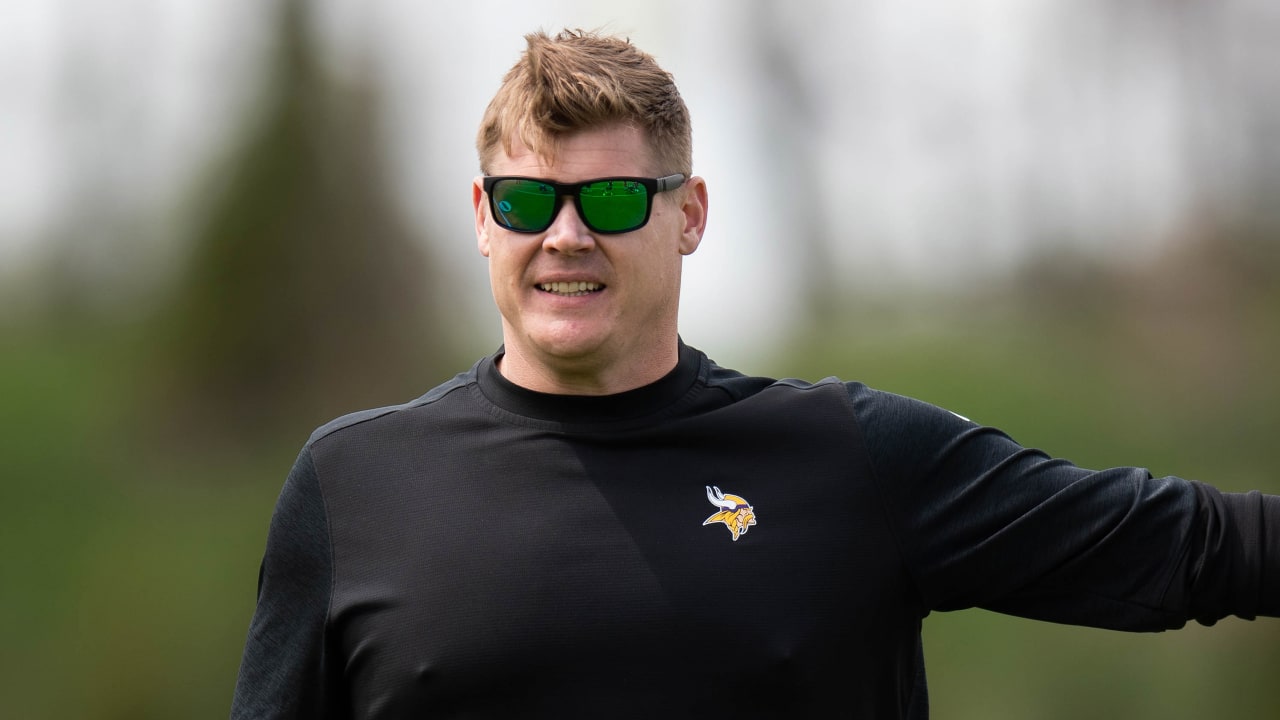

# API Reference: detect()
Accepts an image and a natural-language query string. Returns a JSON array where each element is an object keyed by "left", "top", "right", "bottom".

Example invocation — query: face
[{"left": 474, "top": 124, "right": 708, "bottom": 394}]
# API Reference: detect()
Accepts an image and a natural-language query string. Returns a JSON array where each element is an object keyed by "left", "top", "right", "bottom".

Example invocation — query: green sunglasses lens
[
  {"left": 488, "top": 176, "right": 665, "bottom": 233},
  {"left": 579, "top": 180, "right": 649, "bottom": 232},
  {"left": 492, "top": 179, "right": 557, "bottom": 231}
]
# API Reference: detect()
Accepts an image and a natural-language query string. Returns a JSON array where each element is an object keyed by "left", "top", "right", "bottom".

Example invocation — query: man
[{"left": 231, "top": 29, "right": 1279, "bottom": 718}]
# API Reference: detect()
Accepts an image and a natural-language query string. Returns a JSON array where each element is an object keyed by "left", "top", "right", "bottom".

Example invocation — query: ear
[
  {"left": 677, "top": 176, "right": 708, "bottom": 256},
  {"left": 473, "top": 177, "right": 491, "bottom": 257}
]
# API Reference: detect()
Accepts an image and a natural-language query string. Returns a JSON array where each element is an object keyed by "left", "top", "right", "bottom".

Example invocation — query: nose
[{"left": 541, "top": 196, "right": 596, "bottom": 255}]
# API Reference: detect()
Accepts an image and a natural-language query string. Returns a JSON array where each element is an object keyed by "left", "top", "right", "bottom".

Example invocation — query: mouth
[{"left": 538, "top": 281, "right": 605, "bottom": 297}]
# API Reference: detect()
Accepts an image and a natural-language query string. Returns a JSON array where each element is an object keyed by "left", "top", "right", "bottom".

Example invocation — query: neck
[{"left": 496, "top": 340, "right": 681, "bottom": 396}]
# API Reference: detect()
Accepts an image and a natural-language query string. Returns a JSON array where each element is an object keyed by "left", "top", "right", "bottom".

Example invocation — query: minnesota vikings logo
[{"left": 703, "top": 486, "right": 757, "bottom": 541}]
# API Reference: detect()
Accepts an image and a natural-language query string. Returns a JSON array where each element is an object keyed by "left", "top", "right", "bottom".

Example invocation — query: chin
[
  {"left": 537, "top": 336, "right": 609, "bottom": 363},
  {"left": 531, "top": 327, "right": 618, "bottom": 362}
]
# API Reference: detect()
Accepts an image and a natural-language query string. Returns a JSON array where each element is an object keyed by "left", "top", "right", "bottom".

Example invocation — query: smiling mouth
[{"left": 538, "top": 281, "right": 604, "bottom": 297}]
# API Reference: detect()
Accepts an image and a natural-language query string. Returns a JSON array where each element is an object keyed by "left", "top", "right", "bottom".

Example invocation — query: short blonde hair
[{"left": 477, "top": 29, "right": 693, "bottom": 177}]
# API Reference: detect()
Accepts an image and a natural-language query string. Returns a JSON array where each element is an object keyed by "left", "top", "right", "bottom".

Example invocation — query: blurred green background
[{"left": 3, "top": 1, "right": 1278, "bottom": 718}]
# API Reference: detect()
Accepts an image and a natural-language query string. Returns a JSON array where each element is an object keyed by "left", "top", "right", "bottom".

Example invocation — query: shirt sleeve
[
  {"left": 230, "top": 447, "right": 345, "bottom": 719},
  {"left": 850, "top": 382, "right": 1280, "bottom": 630}
]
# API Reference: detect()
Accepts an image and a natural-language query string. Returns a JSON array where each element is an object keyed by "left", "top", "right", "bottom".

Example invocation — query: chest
[{"left": 319, "top": 415, "right": 920, "bottom": 713}]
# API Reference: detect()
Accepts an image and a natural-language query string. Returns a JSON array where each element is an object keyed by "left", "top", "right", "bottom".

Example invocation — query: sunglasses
[{"left": 482, "top": 174, "right": 686, "bottom": 234}]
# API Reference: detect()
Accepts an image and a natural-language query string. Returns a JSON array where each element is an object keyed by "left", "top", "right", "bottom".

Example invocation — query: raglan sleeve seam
[
  {"left": 837, "top": 382, "right": 931, "bottom": 612},
  {"left": 230, "top": 444, "right": 343, "bottom": 718},
  {"left": 308, "top": 441, "right": 341, "bottom": 683}
]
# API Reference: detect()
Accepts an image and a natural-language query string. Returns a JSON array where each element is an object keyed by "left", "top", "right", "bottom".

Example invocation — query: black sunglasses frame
[{"left": 482, "top": 174, "right": 686, "bottom": 235}]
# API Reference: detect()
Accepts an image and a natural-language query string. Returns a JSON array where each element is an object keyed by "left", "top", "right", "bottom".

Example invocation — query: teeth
[{"left": 539, "top": 281, "right": 602, "bottom": 296}]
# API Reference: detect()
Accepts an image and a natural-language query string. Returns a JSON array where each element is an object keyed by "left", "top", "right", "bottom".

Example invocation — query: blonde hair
[{"left": 477, "top": 29, "right": 692, "bottom": 177}]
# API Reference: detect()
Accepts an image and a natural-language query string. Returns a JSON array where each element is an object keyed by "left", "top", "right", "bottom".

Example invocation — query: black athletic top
[{"left": 230, "top": 343, "right": 1280, "bottom": 719}]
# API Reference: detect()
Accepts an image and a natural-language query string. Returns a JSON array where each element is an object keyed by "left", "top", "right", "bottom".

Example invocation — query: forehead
[{"left": 493, "top": 124, "right": 656, "bottom": 180}]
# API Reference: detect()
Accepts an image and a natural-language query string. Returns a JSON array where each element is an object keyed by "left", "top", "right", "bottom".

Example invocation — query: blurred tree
[{"left": 153, "top": 0, "right": 450, "bottom": 444}]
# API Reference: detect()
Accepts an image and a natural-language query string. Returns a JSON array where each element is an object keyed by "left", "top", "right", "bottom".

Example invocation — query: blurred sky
[{"left": 2, "top": 0, "right": 1277, "bottom": 359}]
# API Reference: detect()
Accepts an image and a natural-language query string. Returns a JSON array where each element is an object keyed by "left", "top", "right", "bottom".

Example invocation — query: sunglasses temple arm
[{"left": 656, "top": 174, "right": 686, "bottom": 192}]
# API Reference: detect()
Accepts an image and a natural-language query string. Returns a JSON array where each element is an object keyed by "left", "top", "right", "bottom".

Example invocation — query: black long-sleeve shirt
[{"left": 231, "top": 343, "right": 1280, "bottom": 718}]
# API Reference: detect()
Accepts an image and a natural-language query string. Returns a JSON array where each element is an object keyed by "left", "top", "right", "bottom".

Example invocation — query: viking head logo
[{"left": 703, "top": 486, "right": 757, "bottom": 541}]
